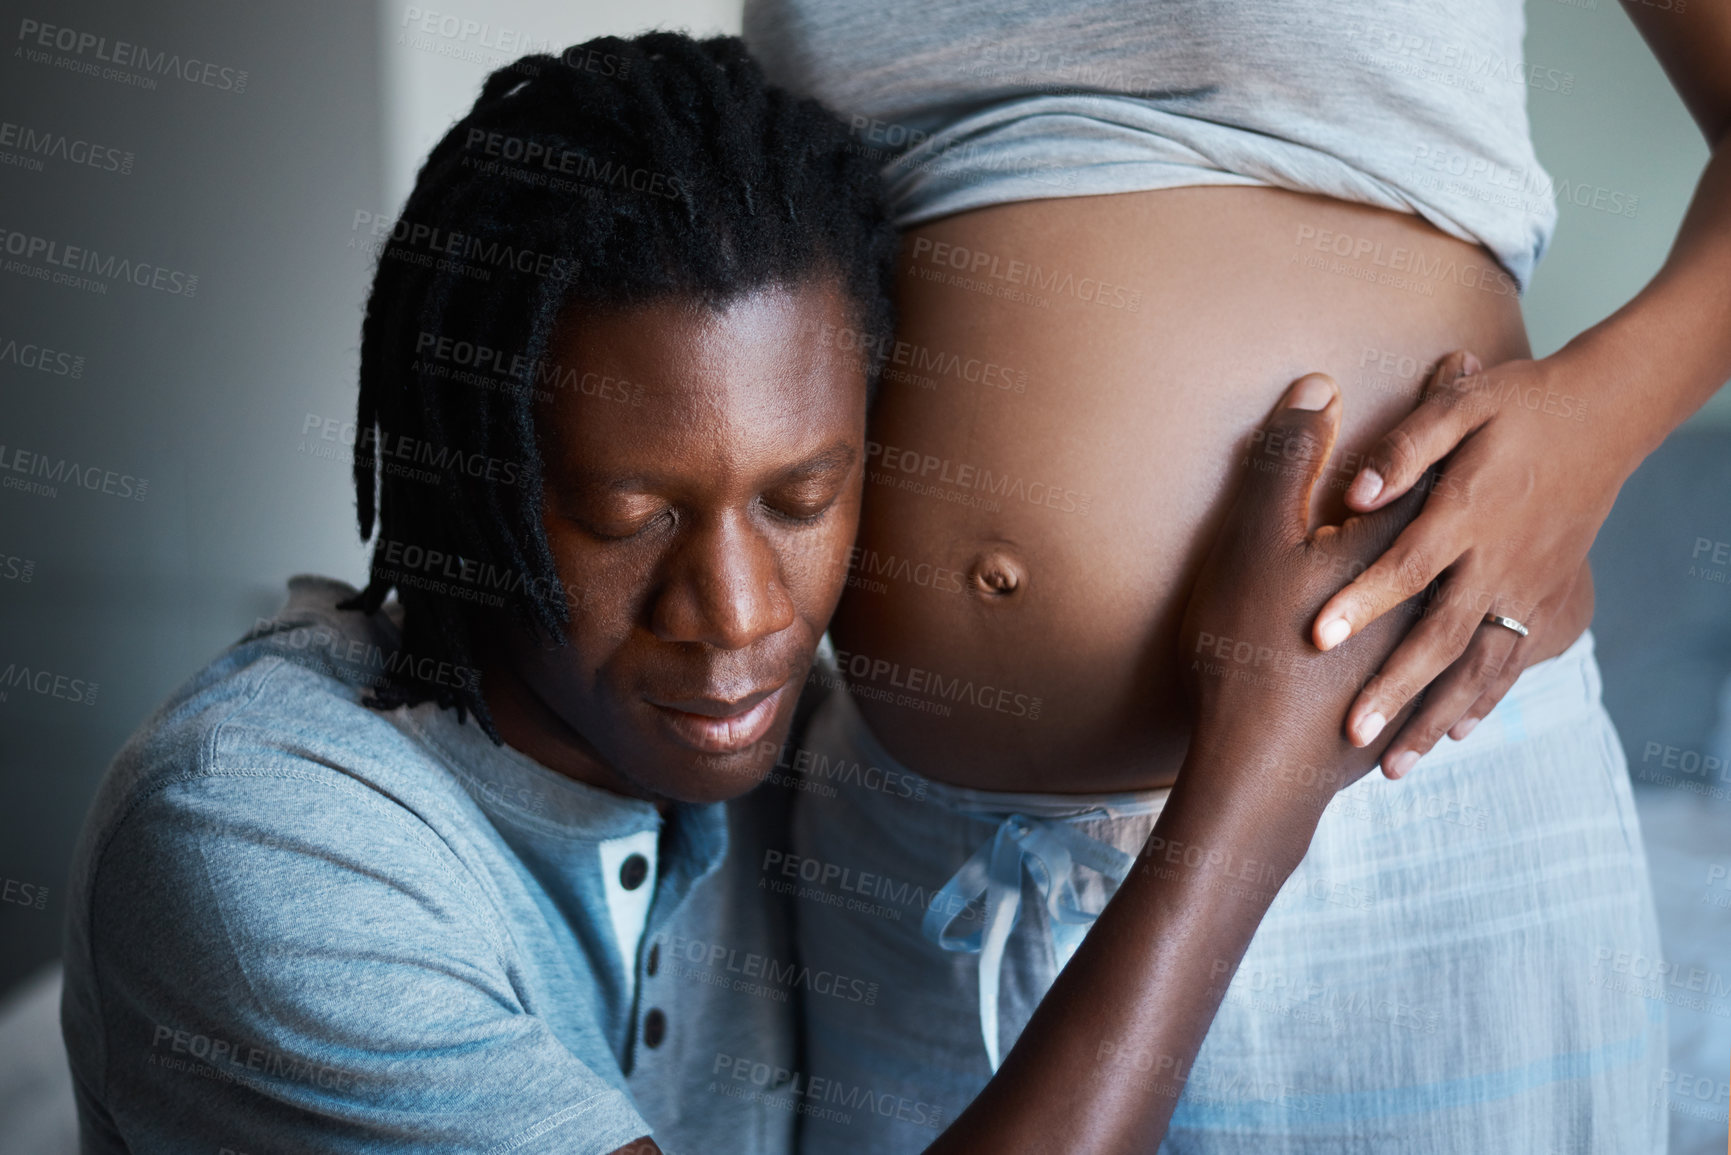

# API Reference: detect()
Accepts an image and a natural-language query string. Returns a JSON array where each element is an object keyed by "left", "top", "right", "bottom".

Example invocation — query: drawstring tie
[{"left": 921, "top": 811, "right": 1135, "bottom": 1071}]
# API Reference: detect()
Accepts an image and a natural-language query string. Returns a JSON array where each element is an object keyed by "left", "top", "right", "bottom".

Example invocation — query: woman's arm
[
  {"left": 1308, "top": 1, "right": 1731, "bottom": 774},
  {"left": 1568, "top": 0, "right": 1731, "bottom": 444}
]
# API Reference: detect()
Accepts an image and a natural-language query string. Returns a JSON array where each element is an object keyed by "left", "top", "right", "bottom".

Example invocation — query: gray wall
[
  {"left": 1524, "top": 0, "right": 1715, "bottom": 395},
  {"left": 0, "top": 0, "right": 383, "bottom": 992}
]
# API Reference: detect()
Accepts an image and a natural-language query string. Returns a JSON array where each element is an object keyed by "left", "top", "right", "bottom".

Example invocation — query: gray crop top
[{"left": 743, "top": 0, "right": 1559, "bottom": 289}]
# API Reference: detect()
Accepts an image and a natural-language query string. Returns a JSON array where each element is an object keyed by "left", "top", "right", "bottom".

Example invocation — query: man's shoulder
[
  {"left": 76, "top": 576, "right": 471, "bottom": 883},
  {"left": 55, "top": 575, "right": 654, "bottom": 1154},
  {"left": 124, "top": 584, "right": 419, "bottom": 776}
]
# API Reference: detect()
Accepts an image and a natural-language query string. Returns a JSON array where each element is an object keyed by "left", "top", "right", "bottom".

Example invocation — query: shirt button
[
  {"left": 646, "top": 943, "right": 660, "bottom": 977},
  {"left": 642, "top": 1008, "right": 667, "bottom": 1048},
  {"left": 619, "top": 853, "right": 649, "bottom": 891}
]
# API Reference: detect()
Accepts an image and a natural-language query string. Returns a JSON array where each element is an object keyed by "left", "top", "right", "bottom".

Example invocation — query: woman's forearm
[
  {"left": 923, "top": 726, "right": 1322, "bottom": 1154},
  {"left": 1558, "top": 133, "right": 1731, "bottom": 465}
]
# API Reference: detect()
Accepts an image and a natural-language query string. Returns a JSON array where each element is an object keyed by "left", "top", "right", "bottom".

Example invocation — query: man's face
[{"left": 495, "top": 280, "right": 867, "bottom": 804}]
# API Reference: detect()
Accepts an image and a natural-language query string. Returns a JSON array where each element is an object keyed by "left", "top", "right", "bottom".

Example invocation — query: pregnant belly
[{"left": 828, "top": 185, "right": 1544, "bottom": 793}]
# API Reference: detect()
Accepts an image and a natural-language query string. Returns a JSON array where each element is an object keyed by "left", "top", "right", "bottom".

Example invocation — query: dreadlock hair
[{"left": 340, "top": 31, "right": 899, "bottom": 742}]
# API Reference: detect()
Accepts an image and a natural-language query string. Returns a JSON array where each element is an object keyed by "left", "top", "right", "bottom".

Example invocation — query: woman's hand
[
  {"left": 1312, "top": 0, "right": 1731, "bottom": 780},
  {"left": 1308, "top": 350, "right": 1623, "bottom": 778},
  {"left": 1179, "top": 371, "right": 1429, "bottom": 825}
]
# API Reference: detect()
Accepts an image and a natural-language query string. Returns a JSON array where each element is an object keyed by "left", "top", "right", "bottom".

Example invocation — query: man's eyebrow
[
  {"left": 772, "top": 442, "right": 857, "bottom": 481},
  {"left": 555, "top": 442, "right": 857, "bottom": 491},
  {"left": 547, "top": 467, "right": 660, "bottom": 498}
]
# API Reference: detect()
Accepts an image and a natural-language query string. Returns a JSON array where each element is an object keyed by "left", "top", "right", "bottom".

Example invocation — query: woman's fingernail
[
  {"left": 1462, "top": 352, "right": 1482, "bottom": 375},
  {"left": 1357, "top": 711, "right": 1387, "bottom": 744},
  {"left": 1318, "top": 617, "right": 1351, "bottom": 649},
  {"left": 1285, "top": 374, "right": 1335, "bottom": 411},
  {"left": 1385, "top": 749, "right": 1418, "bottom": 779},
  {"left": 1452, "top": 715, "right": 1480, "bottom": 740},
  {"left": 1347, "top": 468, "right": 1383, "bottom": 506}
]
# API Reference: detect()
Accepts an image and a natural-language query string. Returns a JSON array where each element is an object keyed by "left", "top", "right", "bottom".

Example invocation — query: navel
[{"left": 967, "top": 545, "right": 1026, "bottom": 600}]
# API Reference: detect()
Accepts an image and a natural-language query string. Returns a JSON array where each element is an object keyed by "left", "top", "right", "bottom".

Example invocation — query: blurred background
[{"left": 1, "top": 0, "right": 1726, "bottom": 1150}]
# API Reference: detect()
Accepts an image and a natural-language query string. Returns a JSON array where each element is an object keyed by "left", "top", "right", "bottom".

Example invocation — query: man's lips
[{"left": 646, "top": 683, "right": 789, "bottom": 754}]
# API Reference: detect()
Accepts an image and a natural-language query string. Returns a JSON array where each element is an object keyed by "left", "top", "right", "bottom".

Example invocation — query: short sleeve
[{"left": 80, "top": 771, "right": 652, "bottom": 1155}]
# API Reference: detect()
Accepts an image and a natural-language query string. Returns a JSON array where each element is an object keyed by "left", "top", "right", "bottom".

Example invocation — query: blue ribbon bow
[{"left": 921, "top": 811, "right": 1137, "bottom": 1071}]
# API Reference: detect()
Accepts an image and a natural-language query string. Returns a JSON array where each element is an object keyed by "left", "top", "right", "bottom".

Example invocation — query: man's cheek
[
  {"left": 530, "top": 549, "right": 639, "bottom": 697},
  {"left": 789, "top": 507, "right": 863, "bottom": 618}
]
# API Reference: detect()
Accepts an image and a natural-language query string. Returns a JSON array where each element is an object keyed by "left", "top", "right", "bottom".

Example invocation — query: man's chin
[
  {"left": 626, "top": 744, "right": 781, "bottom": 806},
  {"left": 616, "top": 705, "right": 797, "bottom": 805}
]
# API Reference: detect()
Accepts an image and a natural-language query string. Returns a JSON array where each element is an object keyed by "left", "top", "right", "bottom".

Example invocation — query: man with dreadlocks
[
  {"left": 60, "top": 29, "right": 1433, "bottom": 1155},
  {"left": 59, "top": 33, "right": 893, "bottom": 1155}
]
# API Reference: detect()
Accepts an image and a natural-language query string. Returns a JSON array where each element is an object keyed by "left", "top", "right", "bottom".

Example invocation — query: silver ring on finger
[{"left": 1482, "top": 612, "right": 1529, "bottom": 638}]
